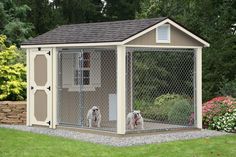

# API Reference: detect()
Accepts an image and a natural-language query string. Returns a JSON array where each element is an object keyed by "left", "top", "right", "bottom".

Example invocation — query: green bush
[
  {"left": 134, "top": 94, "right": 193, "bottom": 123},
  {"left": 168, "top": 99, "right": 193, "bottom": 125},
  {"left": 0, "top": 35, "right": 26, "bottom": 100},
  {"left": 211, "top": 109, "right": 236, "bottom": 132},
  {"left": 155, "top": 98, "right": 180, "bottom": 121},
  {"left": 154, "top": 93, "right": 183, "bottom": 108}
]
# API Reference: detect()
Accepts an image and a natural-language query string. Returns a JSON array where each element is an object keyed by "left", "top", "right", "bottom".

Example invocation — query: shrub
[
  {"left": 168, "top": 99, "right": 193, "bottom": 125},
  {"left": 202, "top": 96, "right": 236, "bottom": 129},
  {"left": 211, "top": 109, "right": 236, "bottom": 132},
  {"left": 154, "top": 93, "right": 183, "bottom": 108},
  {"left": 0, "top": 35, "right": 26, "bottom": 100},
  {"left": 135, "top": 93, "right": 194, "bottom": 124},
  {"left": 156, "top": 98, "right": 181, "bottom": 121}
]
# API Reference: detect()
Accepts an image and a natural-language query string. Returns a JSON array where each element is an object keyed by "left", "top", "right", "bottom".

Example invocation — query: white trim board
[
  {"left": 125, "top": 45, "right": 202, "bottom": 49},
  {"left": 21, "top": 42, "right": 121, "bottom": 49}
]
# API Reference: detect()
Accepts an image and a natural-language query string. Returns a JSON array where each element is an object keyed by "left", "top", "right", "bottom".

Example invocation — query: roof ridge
[{"left": 59, "top": 17, "right": 167, "bottom": 27}]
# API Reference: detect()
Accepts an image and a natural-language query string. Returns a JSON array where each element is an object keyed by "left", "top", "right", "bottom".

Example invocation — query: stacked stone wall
[{"left": 0, "top": 101, "right": 26, "bottom": 125}]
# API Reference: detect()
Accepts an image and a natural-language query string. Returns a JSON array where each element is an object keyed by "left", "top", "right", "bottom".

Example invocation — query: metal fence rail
[{"left": 126, "top": 47, "right": 196, "bottom": 132}]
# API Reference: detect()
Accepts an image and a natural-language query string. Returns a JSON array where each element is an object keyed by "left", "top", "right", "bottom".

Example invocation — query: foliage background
[{"left": 0, "top": 0, "right": 235, "bottom": 101}]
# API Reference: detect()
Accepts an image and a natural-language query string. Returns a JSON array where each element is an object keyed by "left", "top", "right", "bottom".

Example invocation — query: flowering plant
[
  {"left": 202, "top": 96, "right": 236, "bottom": 130},
  {"left": 211, "top": 109, "right": 236, "bottom": 132}
]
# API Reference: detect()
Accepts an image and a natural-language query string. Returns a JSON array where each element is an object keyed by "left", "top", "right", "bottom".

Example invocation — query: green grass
[{"left": 0, "top": 128, "right": 235, "bottom": 157}]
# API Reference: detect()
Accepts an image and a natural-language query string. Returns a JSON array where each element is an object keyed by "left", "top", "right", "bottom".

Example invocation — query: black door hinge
[
  {"left": 47, "top": 51, "right": 51, "bottom": 56},
  {"left": 38, "top": 47, "right": 41, "bottom": 51},
  {"left": 47, "top": 121, "right": 51, "bottom": 125},
  {"left": 31, "top": 86, "right": 34, "bottom": 90},
  {"left": 47, "top": 86, "right": 51, "bottom": 91}
]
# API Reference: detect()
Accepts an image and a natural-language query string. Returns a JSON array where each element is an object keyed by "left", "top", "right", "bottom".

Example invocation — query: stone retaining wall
[{"left": 0, "top": 101, "right": 26, "bottom": 125}]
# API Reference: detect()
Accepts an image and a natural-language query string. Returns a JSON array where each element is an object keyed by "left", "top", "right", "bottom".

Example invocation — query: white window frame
[
  {"left": 156, "top": 24, "right": 171, "bottom": 43},
  {"left": 61, "top": 51, "right": 101, "bottom": 92}
]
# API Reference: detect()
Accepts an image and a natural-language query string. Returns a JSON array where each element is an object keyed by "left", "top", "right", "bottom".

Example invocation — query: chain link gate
[
  {"left": 126, "top": 47, "right": 196, "bottom": 132},
  {"left": 58, "top": 48, "right": 117, "bottom": 132}
]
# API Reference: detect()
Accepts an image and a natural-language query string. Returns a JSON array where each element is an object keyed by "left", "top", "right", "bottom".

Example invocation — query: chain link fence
[
  {"left": 57, "top": 47, "right": 196, "bottom": 133},
  {"left": 126, "top": 47, "right": 196, "bottom": 132},
  {"left": 58, "top": 48, "right": 117, "bottom": 132}
]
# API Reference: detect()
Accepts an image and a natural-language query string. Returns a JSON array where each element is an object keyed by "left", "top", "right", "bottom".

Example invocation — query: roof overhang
[
  {"left": 21, "top": 41, "right": 122, "bottom": 49},
  {"left": 21, "top": 18, "right": 210, "bottom": 49}
]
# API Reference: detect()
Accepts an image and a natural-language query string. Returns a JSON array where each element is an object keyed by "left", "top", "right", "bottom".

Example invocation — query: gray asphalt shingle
[{"left": 22, "top": 17, "right": 167, "bottom": 45}]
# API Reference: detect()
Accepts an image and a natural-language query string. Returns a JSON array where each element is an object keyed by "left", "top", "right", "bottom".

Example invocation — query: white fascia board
[
  {"left": 125, "top": 45, "right": 202, "bottom": 49},
  {"left": 21, "top": 42, "right": 122, "bottom": 49},
  {"left": 122, "top": 18, "right": 210, "bottom": 47},
  {"left": 166, "top": 19, "right": 210, "bottom": 47}
]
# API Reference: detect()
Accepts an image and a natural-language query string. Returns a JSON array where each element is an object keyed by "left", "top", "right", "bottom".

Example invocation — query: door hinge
[
  {"left": 47, "top": 121, "right": 51, "bottom": 125},
  {"left": 31, "top": 86, "right": 34, "bottom": 90},
  {"left": 47, "top": 86, "right": 51, "bottom": 91},
  {"left": 38, "top": 47, "right": 41, "bottom": 51},
  {"left": 47, "top": 51, "right": 51, "bottom": 56}
]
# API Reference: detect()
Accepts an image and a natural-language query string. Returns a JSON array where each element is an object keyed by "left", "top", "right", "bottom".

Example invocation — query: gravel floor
[{"left": 0, "top": 124, "right": 229, "bottom": 147}]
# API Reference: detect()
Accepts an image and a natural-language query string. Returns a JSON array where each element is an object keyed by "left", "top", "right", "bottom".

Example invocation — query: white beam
[
  {"left": 195, "top": 48, "right": 202, "bottom": 129},
  {"left": 52, "top": 48, "right": 58, "bottom": 129},
  {"left": 21, "top": 42, "right": 122, "bottom": 49},
  {"left": 125, "top": 45, "right": 201, "bottom": 49},
  {"left": 26, "top": 49, "right": 31, "bottom": 126},
  {"left": 116, "top": 45, "right": 126, "bottom": 134}
]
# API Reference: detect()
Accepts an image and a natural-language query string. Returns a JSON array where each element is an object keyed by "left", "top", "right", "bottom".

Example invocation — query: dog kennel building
[{"left": 22, "top": 17, "right": 209, "bottom": 134}]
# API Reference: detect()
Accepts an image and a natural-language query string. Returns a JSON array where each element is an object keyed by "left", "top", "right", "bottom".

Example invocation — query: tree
[
  {"left": 137, "top": 0, "right": 236, "bottom": 101},
  {"left": 0, "top": 0, "right": 33, "bottom": 47},
  {"left": 103, "top": 0, "right": 141, "bottom": 20},
  {"left": 60, "top": 0, "right": 105, "bottom": 24},
  {"left": 0, "top": 35, "right": 26, "bottom": 100}
]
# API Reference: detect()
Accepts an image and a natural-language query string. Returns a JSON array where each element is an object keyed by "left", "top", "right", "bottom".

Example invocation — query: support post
[
  {"left": 195, "top": 48, "right": 202, "bottom": 129},
  {"left": 52, "top": 48, "right": 58, "bottom": 129},
  {"left": 117, "top": 45, "right": 126, "bottom": 134},
  {"left": 26, "top": 49, "right": 31, "bottom": 126}
]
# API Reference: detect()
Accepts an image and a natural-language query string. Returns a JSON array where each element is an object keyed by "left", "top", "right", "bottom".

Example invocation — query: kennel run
[{"left": 22, "top": 17, "right": 209, "bottom": 134}]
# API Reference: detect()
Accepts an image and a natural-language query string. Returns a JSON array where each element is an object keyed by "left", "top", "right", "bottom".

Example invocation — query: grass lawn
[{"left": 0, "top": 128, "right": 235, "bottom": 157}]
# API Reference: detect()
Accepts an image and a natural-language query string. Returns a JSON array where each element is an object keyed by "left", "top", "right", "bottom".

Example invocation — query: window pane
[
  {"left": 158, "top": 26, "right": 169, "bottom": 41},
  {"left": 83, "top": 53, "right": 90, "bottom": 60},
  {"left": 83, "top": 78, "right": 90, "bottom": 85},
  {"left": 83, "top": 70, "right": 90, "bottom": 78},
  {"left": 83, "top": 60, "right": 90, "bottom": 68}
]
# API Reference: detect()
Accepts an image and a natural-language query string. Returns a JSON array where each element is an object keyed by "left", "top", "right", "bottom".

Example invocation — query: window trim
[{"left": 156, "top": 24, "right": 171, "bottom": 43}]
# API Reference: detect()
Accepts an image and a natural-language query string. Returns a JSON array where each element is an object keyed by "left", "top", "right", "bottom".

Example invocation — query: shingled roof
[{"left": 22, "top": 17, "right": 167, "bottom": 45}]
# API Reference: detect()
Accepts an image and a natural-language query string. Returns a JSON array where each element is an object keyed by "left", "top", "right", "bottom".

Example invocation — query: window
[
  {"left": 62, "top": 51, "right": 101, "bottom": 91},
  {"left": 74, "top": 52, "right": 91, "bottom": 85},
  {"left": 156, "top": 24, "right": 170, "bottom": 43}
]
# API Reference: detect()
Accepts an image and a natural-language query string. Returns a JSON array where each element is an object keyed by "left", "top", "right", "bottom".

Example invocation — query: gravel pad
[{"left": 0, "top": 124, "right": 228, "bottom": 147}]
